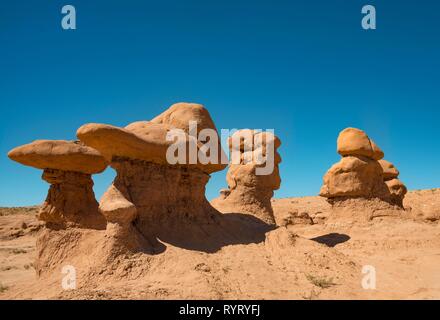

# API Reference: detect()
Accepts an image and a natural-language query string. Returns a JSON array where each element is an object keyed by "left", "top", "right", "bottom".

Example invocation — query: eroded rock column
[
  {"left": 212, "top": 130, "right": 282, "bottom": 225},
  {"left": 77, "top": 102, "right": 227, "bottom": 246},
  {"left": 379, "top": 159, "right": 407, "bottom": 207}
]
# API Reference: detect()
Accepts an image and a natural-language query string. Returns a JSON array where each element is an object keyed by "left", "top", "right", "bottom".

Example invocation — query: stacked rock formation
[
  {"left": 77, "top": 103, "right": 227, "bottom": 244},
  {"left": 8, "top": 140, "right": 107, "bottom": 229},
  {"left": 379, "top": 159, "right": 407, "bottom": 207},
  {"left": 320, "top": 127, "right": 406, "bottom": 207},
  {"left": 212, "top": 129, "right": 281, "bottom": 224}
]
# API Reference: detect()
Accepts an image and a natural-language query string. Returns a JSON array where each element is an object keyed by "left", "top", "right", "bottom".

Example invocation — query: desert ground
[{"left": 1, "top": 188, "right": 439, "bottom": 300}]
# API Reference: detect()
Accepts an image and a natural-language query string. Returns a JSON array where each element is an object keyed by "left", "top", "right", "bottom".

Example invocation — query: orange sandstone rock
[
  {"left": 8, "top": 140, "right": 107, "bottom": 174},
  {"left": 212, "top": 130, "right": 281, "bottom": 225},
  {"left": 8, "top": 140, "right": 107, "bottom": 228}
]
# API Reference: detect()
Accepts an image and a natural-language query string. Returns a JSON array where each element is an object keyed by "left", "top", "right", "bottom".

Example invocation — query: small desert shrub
[
  {"left": 0, "top": 266, "right": 16, "bottom": 271},
  {"left": 0, "top": 206, "right": 39, "bottom": 216},
  {"left": 11, "top": 248, "right": 27, "bottom": 254},
  {"left": 0, "top": 283, "right": 8, "bottom": 293},
  {"left": 24, "top": 263, "right": 33, "bottom": 270},
  {"left": 302, "top": 289, "right": 320, "bottom": 300},
  {"left": 306, "top": 274, "right": 337, "bottom": 289}
]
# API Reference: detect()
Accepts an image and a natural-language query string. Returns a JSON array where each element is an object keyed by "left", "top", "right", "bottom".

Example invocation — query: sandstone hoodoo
[
  {"left": 10, "top": 102, "right": 273, "bottom": 279},
  {"left": 211, "top": 130, "right": 282, "bottom": 224},
  {"left": 320, "top": 127, "right": 406, "bottom": 207},
  {"left": 379, "top": 159, "right": 407, "bottom": 207},
  {"left": 77, "top": 103, "right": 229, "bottom": 248},
  {"left": 8, "top": 140, "right": 107, "bottom": 228}
]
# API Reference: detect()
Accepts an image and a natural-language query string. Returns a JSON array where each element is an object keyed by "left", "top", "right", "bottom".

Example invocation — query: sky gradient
[{"left": 1, "top": 0, "right": 439, "bottom": 206}]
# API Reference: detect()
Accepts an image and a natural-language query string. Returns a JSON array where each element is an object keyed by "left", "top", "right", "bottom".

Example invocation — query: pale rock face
[
  {"left": 99, "top": 184, "right": 137, "bottom": 225},
  {"left": 212, "top": 130, "right": 282, "bottom": 225},
  {"left": 337, "top": 128, "right": 374, "bottom": 158}
]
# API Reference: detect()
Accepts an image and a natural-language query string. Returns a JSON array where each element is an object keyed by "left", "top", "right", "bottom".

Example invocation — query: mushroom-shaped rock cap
[
  {"left": 337, "top": 127, "right": 376, "bottom": 159},
  {"left": 77, "top": 123, "right": 174, "bottom": 164},
  {"left": 370, "top": 140, "right": 384, "bottom": 160},
  {"left": 8, "top": 140, "right": 107, "bottom": 174},
  {"left": 150, "top": 102, "right": 217, "bottom": 134},
  {"left": 77, "top": 121, "right": 226, "bottom": 174},
  {"left": 379, "top": 159, "right": 400, "bottom": 180},
  {"left": 228, "top": 129, "right": 281, "bottom": 152}
]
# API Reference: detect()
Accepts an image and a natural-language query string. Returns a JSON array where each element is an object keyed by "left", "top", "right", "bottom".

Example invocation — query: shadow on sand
[
  {"left": 310, "top": 233, "right": 350, "bottom": 247},
  {"left": 136, "top": 212, "right": 276, "bottom": 254}
]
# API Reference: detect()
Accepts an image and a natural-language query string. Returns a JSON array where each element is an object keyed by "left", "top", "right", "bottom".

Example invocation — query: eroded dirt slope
[{"left": 0, "top": 190, "right": 439, "bottom": 300}]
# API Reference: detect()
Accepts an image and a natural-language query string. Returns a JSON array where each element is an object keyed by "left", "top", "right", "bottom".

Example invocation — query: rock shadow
[
  {"left": 142, "top": 212, "right": 276, "bottom": 254},
  {"left": 310, "top": 233, "right": 350, "bottom": 247}
]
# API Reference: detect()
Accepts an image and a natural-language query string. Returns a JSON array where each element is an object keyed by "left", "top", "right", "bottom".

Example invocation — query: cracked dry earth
[{"left": 1, "top": 189, "right": 439, "bottom": 300}]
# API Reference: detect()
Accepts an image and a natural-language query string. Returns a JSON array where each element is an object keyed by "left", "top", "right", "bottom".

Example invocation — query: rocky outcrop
[
  {"left": 212, "top": 130, "right": 281, "bottom": 224},
  {"left": 320, "top": 127, "right": 406, "bottom": 207},
  {"left": 10, "top": 103, "right": 277, "bottom": 279},
  {"left": 8, "top": 140, "right": 107, "bottom": 229},
  {"left": 77, "top": 103, "right": 227, "bottom": 248},
  {"left": 379, "top": 160, "right": 407, "bottom": 207}
]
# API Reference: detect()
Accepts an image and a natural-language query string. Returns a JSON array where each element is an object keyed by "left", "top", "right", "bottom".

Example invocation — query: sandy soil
[{"left": 0, "top": 190, "right": 439, "bottom": 300}]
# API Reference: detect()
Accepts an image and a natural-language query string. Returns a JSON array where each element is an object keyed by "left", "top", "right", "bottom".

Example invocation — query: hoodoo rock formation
[
  {"left": 8, "top": 140, "right": 107, "bottom": 229},
  {"left": 320, "top": 127, "right": 406, "bottom": 207},
  {"left": 379, "top": 159, "right": 407, "bottom": 206},
  {"left": 212, "top": 130, "right": 281, "bottom": 224},
  {"left": 8, "top": 102, "right": 278, "bottom": 279},
  {"left": 76, "top": 103, "right": 229, "bottom": 249}
]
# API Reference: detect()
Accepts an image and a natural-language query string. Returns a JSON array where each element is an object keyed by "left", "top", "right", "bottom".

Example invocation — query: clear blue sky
[{"left": 1, "top": 0, "right": 439, "bottom": 207}]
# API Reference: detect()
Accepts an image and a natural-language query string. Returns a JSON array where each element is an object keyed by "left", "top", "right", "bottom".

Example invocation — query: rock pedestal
[
  {"left": 8, "top": 140, "right": 107, "bottom": 229},
  {"left": 77, "top": 103, "right": 227, "bottom": 245},
  {"left": 40, "top": 169, "right": 105, "bottom": 229}
]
